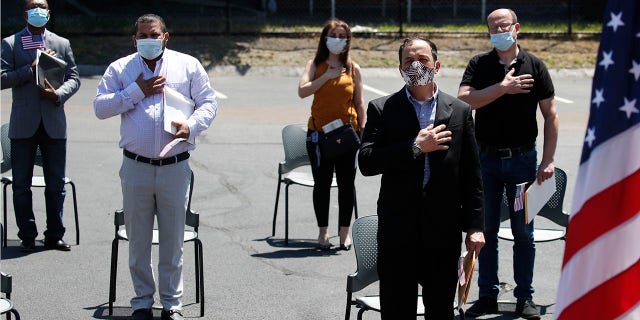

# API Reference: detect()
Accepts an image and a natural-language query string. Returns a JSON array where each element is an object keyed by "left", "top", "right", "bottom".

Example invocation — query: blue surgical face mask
[
  {"left": 26, "top": 7, "right": 49, "bottom": 28},
  {"left": 490, "top": 31, "right": 515, "bottom": 51},
  {"left": 136, "top": 37, "right": 164, "bottom": 60}
]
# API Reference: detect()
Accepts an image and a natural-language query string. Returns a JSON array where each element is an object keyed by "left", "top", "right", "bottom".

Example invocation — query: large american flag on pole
[{"left": 555, "top": 1, "right": 640, "bottom": 319}]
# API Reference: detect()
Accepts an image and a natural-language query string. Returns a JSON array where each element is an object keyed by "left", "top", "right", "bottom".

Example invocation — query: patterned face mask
[{"left": 400, "top": 60, "right": 435, "bottom": 87}]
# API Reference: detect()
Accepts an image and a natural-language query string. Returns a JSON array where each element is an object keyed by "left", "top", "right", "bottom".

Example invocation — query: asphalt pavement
[{"left": 0, "top": 66, "right": 593, "bottom": 319}]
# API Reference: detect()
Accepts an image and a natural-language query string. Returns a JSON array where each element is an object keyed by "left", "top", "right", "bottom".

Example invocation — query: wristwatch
[{"left": 411, "top": 142, "right": 423, "bottom": 159}]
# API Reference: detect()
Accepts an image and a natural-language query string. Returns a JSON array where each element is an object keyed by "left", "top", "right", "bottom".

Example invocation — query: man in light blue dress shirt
[{"left": 93, "top": 14, "right": 217, "bottom": 320}]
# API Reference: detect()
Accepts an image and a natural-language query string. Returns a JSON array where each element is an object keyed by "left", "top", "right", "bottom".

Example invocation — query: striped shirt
[
  {"left": 405, "top": 85, "right": 438, "bottom": 186},
  {"left": 94, "top": 49, "right": 217, "bottom": 158}
]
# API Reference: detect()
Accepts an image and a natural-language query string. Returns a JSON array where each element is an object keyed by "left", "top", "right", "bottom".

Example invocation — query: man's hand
[
  {"left": 39, "top": 78, "right": 59, "bottom": 103},
  {"left": 465, "top": 231, "right": 485, "bottom": 255},
  {"left": 415, "top": 124, "right": 452, "bottom": 153},
  {"left": 501, "top": 68, "right": 534, "bottom": 95},
  {"left": 135, "top": 72, "right": 165, "bottom": 97},
  {"left": 31, "top": 49, "right": 56, "bottom": 72},
  {"left": 537, "top": 161, "right": 555, "bottom": 184},
  {"left": 171, "top": 120, "right": 190, "bottom": 140}
]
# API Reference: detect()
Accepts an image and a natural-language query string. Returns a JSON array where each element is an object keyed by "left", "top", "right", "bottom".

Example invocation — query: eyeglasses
[{"left": 489, "top": 22, "right": 515, "bottom": 33}]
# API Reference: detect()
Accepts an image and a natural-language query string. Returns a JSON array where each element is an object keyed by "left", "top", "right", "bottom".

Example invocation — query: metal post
[
  {"left": 568, "top": 0, "right": 573, "bottom": 37},
  {"left": 398, "top": 0, "right": 404, "bottom": 37},
  {"left": 226, "top": 0, "right": 231, "bottom": 34},
  {"left": 310, "top": 0, "right": 313, "bottom": 16},
  {"left": 382, "top": 0, "right": 386, "bottom": 17},
  {"left": 453, "top": 0, "right": 457, "bottom": 18},
  {"left": 481, "top": 0, "right": 486, "bottom": 22},
  {"left": 331, "top": 0, "right": 335, "bottom": 19},
  {"left": 407, "top": 0, "right": 412, "bottom": 24}
]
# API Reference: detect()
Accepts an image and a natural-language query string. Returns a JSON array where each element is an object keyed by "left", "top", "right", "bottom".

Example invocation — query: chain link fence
[{"left": 1, "top": 0, "right": 605, "bottom": 36}]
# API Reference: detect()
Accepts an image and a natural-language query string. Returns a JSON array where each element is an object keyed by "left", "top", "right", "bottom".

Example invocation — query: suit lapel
[
  {"left": 392, "top": 87, "right": 421, "bottom": 133},
  {"left": 434, "top": 92, "right": 453, "bottom": 127},
  {"left": 15, "top": 29, "right": 38, "bottom": 61},
  {"left": 44, "top": 29, "right": 54, "bottom": 51}
]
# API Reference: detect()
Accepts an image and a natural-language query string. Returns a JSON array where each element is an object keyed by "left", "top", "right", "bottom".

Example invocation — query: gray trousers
[{"left": 120, "top": 156, "right": 191, "bottom": 311}]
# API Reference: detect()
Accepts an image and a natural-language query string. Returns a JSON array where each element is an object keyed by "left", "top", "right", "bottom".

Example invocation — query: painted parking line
[
  {"left": 215, "top": 90, "right": 228, "bottom": 99},
  {"left": 363, "top": 84, "right": 390, "bottom": 97},
  {"left": 555, "top": 96, "right": 574, "bottom": 104},
  {"left": 365, "top": 83, "right": 575, "bottom": 105}
]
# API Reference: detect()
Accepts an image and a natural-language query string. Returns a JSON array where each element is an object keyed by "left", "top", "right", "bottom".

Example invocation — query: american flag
[
  {"left": 555, "top": 1, "right": 640, "bottom": 319},
  {"left": 21, "top": 34, "right": 44, "bottom": 50},
  {"left": 513, "top": 182, "right": 526, "bottom": 212}
]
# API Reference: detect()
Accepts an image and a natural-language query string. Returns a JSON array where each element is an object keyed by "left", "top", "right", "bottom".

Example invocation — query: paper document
[
  {"left": 525, "top": 174, "right": 556, "bottom": 223},
  {"left": 322, "top": 118, "right": 344, "bottom": 133},
  {"left": 163, "top": 86, "right": 195, "bottom": 144},
  {"left": 36, "top": 50, "right": 67, "bottom": 89},
  {"left": 159, "top": 138, "right": 187, "bottom": 158},
  {"left": 457, "top": 250, "right": 476, "bottom": 306}
]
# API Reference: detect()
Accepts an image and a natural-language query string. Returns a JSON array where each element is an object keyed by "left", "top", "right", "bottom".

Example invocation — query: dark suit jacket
[
  {"left": 1, "top": 28, "right": 80, "bottom": 139},
  {"left": 359, "top": 87, "right": 483, "bottom": 249}
]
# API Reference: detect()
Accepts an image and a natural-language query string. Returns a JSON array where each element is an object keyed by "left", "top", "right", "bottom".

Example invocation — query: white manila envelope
[
  {"left": 163, "top": 86, "right": 195, "bottom": 145},
  {"left": 525, "top": 174, "right": 556, "bottom": 223}
]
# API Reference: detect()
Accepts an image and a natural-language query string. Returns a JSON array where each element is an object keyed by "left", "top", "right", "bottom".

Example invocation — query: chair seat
[
  {"left": 283, "top": 171, "right": 337, "bottom": 187},
  {"left": 498, "top": 227, "right": 565, "bottom": 242},
  {"left": 117, "top": 229, "right": 199, "bottom": 243},
  {"left": 0, "top": 298, "right": 12, "bottom": 313},
  {"left": 2, "top": 176, "right": 72, "bottom": 186},
  {"left": 355, "top": 295, "right": 425, "bottom": 315}
]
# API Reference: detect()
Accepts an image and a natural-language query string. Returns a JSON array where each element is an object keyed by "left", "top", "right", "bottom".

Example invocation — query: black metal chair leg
[
  {"left": 197, "top": 239, "right": 204, "bottom": 317},
  {"left": 194, "top": 240, "right": 200, "bottom": 303},
  {"left": 69, "top": 181, "right": 79, "bottom": 245},
  {"left": 272, "top": 175, "right": 282, "bottom": 236},
  {"left": 285, "top": 183, "right": 290, "bottom": 246},
  {"left": 2, "top": 182, "right": 9, "bottom": 247},
  {"left": 353, "top": 186, "right": 358, "bottom": 219},
  {"left": 108, "top": 238, "right": 119, "bottom": 315}
]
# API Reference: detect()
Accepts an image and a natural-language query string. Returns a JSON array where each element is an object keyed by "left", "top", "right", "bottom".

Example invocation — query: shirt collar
[
  {"left": 405, "top": 84, "right": 439, "bottom": 105},
  {"left": 24, "top": 27, "right": 46, "bottom": 37},
  {"left": 137, "top": 50, "right": 166, "bottom": 73}
]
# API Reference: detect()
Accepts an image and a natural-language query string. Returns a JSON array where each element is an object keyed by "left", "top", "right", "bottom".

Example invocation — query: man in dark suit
[
  {"left": 358, "top": 37, "right": 485, "bottom": 319},
  {"left": 1, "top": 0, "right": 80, "bottom": 252}
]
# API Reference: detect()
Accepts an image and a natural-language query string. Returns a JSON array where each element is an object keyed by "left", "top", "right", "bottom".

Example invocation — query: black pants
[
  {"left": 378, "top": 218, "right": 461, "bottom": 320},
  {"left": 306, "top": 131, "right": 357, "bottom": 228}
]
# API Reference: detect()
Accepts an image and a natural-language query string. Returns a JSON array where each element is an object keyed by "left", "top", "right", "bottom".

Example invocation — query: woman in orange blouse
[{"left": 298, "top": 18, "right": 366, "bottom": 251}]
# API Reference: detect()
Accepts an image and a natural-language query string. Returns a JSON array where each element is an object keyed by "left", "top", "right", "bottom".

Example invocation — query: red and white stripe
[
  {"left": 555, "top": 124, "right": 640, "bottom": 320},
  {"left": 21, "top": 35, "right": 44, "bottom": 50}
]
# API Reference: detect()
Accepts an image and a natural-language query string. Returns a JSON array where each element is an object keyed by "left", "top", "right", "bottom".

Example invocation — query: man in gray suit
[{"left": 1, "top": 0, "right": 80, "bottom": 252}]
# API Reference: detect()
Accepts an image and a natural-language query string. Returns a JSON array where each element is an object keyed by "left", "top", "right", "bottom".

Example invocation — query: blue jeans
[
  {"left": 478, "top": 148, "right": 537, "bottom": 300},
  {"left": 11, "top": 123, "right": 67, "bottom": 241}
]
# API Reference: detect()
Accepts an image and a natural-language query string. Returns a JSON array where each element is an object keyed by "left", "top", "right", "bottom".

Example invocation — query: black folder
[{"left": 36, "top": 51, "right": 67, "bottom": 89}]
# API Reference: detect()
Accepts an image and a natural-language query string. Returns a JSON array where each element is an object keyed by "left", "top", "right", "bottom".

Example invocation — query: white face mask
[
  {"left": 136, "top": 37, "right": 164, "bottom": 60},
  {"left": 326, "top": 37, "right": 347, "bottom": 54},
  {"left": 400, "top": 61, "right": 435, "bottom": 87}
]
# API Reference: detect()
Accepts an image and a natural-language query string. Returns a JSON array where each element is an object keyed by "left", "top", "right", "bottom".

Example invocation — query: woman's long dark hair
[{"left": 313, "top": 18, "right": 352, "bottom": 73}]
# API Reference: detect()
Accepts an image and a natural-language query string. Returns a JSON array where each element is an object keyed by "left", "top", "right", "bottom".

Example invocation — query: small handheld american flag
[
  {"left": 22, "top": 34, "right": 45, "bottom": 50},
  {"left": 513, "top": 182, "right": 527, "bottom": 212}
]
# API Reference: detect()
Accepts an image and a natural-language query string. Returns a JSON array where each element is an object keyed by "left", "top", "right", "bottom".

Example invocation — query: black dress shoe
[
  {"left": 338, "top": 244, "right": 352, "bottom": 251},
  {"left": 161, "top": 309, "right": 183, "bottom": 320},
  {"left": 131, "top": 308, "right": 153, "bottom": 320},
  {"left": 19, "top": 240, "right": 35, "bottom": 252},
  {"left": 43, "top": 239, "right": 71, "bottom": 251}
]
